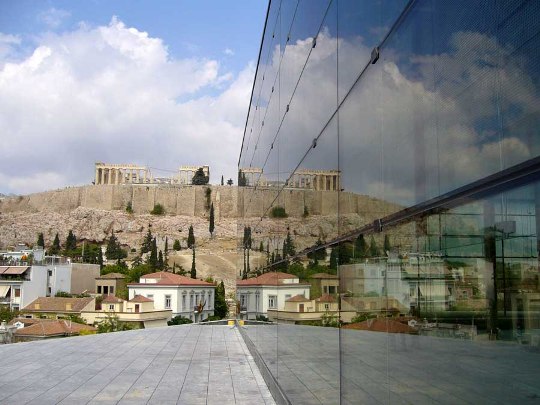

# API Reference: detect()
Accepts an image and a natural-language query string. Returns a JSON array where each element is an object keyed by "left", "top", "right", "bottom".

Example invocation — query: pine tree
[
  {"left": 283, "top": 231, "right": 295, "bottom": 258},
  {"left": 158, "top": 250, "right": 164, "bottom": 270},
  {"left": 37, "top": 233, "right": 45, "bottom": 248},
  {"left": 65, "top": 230, "right": 77, "bottom": 252},
  {"left": 187, "top": 225, "right": 195, "bottom": 249},
  {"left": 50, "top": 233, "right": 61, "bottom": 255},
  {"left": 355, "top": 234, "right": 368, "bottom": 258},
  {"left": 369, "top": 236, "right": 379, "bottom": 257},
  {"left": 141, "top": 228, "right": 153, "bottom": 254},
  {"left": 106, "top": 230, "right": 126, "bottom": 260},
  {"left": 214, "top": 281, "right": 228, "bottom": 318},
  {"left": 209, "top": 203, "right": 215, "bottom": 237},
  {"left": 173, "top": 239, "right": 181, "bottom": 251},
  {"left": 192, "top": 167, "right": 209, "bottom": 185},
  {"left": 190, "top": 247, "right": 196, "bottom": 279},
  {"left": 148, "top": 237, "right": 158, "bottom": 268}
]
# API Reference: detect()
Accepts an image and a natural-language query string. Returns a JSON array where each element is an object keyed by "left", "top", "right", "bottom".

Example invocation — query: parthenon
[
  {"left": 288, "top": 169, "right": 341, "bottom": 191},
  {"left": 177, "top": 166, "right": 210, "bottom": 185},
  {"left": 94, "top": 163, "right": 151, "bottom": 185}
]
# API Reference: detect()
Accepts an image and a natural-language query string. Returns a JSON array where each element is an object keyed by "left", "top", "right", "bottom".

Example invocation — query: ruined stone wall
[{"left": 0, "top": 185, "right": 401, "bottom": 220}]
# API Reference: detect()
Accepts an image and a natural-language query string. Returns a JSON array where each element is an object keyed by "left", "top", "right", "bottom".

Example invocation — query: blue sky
[{"left": 0, "top": 0, "right": 268, "bottom": 194}]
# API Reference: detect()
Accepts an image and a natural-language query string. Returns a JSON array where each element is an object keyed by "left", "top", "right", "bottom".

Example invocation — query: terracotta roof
[
  {"left": 97, "top": 272, "right": 126, "bottom": 279},
  {"left": 317, "top": 294, "right": 337, "bottom": 303},
  {"left": 14, "top": 320, "right": 96, "bottom": 337},
  {"left": 343, "top": 319, "right": 416, "bottom": 334},
  {"left": 286, "top": 294, "right": 310, "bottom": 302},
  {"left": 0, "top": 266, "right": 30, "bottom": 275},
  {"left": 310, "top": 273, "right": 339, "bottom": 279},
  {"left": 8, "top": 317, "right": 41, "bottom": 327},
  {"left": 129, "top": 271, "right": 214, "bottom": 287},
  {"left": 237, "top": 272, "right": 307, "bottom": 286},
  {"left": 23, "top": 297, "right": 95, "bottom": 313},
  {"left": 129, "top": 294, "right": 153, "bottom": 303},
  {"left": 102, "top": 295, "right": 124, "bottom": 304}
]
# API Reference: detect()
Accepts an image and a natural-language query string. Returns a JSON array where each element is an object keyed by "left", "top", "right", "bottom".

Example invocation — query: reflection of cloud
[
  {"left": 243, "top": 28, "right": 539, "bottom": 207},
  {"left": 38, "top": 7, "right": 71, "bottom": 29},
  {"left": 0, "top": 17, "right": 254, "bottom": 194}
]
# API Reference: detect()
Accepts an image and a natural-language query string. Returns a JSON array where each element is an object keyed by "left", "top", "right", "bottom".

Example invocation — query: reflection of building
[
  {"left": 309, "top": 273, "right": 339, "bottom": 298},
  {"left": 95, "top": 273, "right": 126, "bottom": 296},
  {"left": 127, "top": 272, "right": 215, "bottom": 322},
  {"left": 81, "top": 294, "right": 172, "bottom": 328},
  {"left": 236, "top": 272, "right": 311, "bottom": 320},
  {"left": 239, "top": 167, "right": 267, "bottom": 186},
  {"left": 288, "top": 169, "right": 341, "bottom": 191}
]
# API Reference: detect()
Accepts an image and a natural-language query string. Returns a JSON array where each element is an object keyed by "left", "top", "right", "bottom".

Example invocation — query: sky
[{"left": 0, "top": 0, "right": 268, "bottom": 194}]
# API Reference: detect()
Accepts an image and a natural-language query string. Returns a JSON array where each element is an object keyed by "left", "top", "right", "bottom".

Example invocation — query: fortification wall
[{"left": 0, "top": 185, "right": 400, "bottom": 220}]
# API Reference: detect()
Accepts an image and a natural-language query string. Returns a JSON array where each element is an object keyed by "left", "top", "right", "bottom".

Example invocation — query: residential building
[
  {"left": 81, "top": 294, "right": 172, "bottom": 328},
  {"left": 21, "top": 297, "right": 95, "bottom": 319},
  {"left": 95, "top": 273, "right": 126, "bottom": 296},
  {"left": 128, "top": 272, "right": 215, "bottom": 322},
  {"left": 8, "top": 318, "right": 96, "bottom": 342},
  {"left": 236, "top": 272, "right": 311, "bottom": 320},
  {"left": 309, "top": 272, "right": 339, "bottom": 298},
  {"left": 0, "top": 266, "right": 46, "bottom": 311}
]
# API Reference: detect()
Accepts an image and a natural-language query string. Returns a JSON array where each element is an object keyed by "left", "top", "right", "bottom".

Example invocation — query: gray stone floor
[
  {"left": 0, "top": 324, "right": 275, "bottom": 405},
  {"left": 243, "top": 324, "right": 540, "bottom": 405}
]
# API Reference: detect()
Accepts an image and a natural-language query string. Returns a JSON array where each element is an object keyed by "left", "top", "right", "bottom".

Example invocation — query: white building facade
[
  {"left": 236, "top": 272, "right": 311, "bottom": 320},
  {"left": 128, "top": 272, "right": 215, "bottom": 322}
]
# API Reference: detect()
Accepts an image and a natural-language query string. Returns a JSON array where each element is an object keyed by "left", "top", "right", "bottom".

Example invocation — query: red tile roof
[
  {"left": 129, "top": 271, "right": 214, "bottom": 287},
  {"left": 237, "top": 272, "right": 308, "bottom": 286},
  {"left": 14, "top": 319, "right": 96, "bottom": 337},
  {"left": 343, "top": 319, "right": 416, "bottom": 334},
  {"left": 23, "top": 297, "right": 95, "bottom": 313},
  {"left": 317, "top": 294, "right": 337, "bottom": 303},
  {"left": 129, "top": 294, "right": 153, "bottom": 303},
  {"left": 102, "top": 295, "right": 124, "bottom": 304},
  {"left": 286, "top": 294, "right": 310, "bottom": 302}
]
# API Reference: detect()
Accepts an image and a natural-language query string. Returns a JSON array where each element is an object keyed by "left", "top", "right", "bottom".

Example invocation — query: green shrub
[
  {"left": 167, "top": 315, "right": 193, "bottom": 326},
  {"left": 270, "top": 206, "right": 288, "bottom": 218},
  {"left": 126, "top": 201, "right": 133, "bottom": 214},
  {"left": 150, "top": 203, "right": 165, "bottom": 215}
]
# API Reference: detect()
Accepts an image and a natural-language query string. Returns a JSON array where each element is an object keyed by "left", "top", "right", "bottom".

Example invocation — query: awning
[{"left": 0, "top": 285, "right": 10, "bottom": 298}]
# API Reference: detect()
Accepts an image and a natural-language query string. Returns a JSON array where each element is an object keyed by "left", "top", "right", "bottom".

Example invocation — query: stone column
[
  {"left": 100, "top": 168, "right": 104, "bottom": 185},
  {"left": 143, "top": 170, "right": 147, "bottom": 183},
  {"left": 95, "top": 167, "right": 99, "bottom": 184},
  {"left": 136, "top": 170, "right": 140, "bottom": 183}
]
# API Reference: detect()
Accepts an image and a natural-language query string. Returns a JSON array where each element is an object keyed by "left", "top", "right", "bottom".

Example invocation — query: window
[
  {"left": 109, "top": 304, "right": 115, "bottom": 311},
  {"left": 325, "top": 304, "right": 329, "bottom": 310},
  {"left": 14, "top": 288, "right": 20, "bottom": 298},
  {"left": 190, "top": 294, "right": 193, "bottom": 308},
  {"left": 268, "top": 295, "right": 277, "bottom": 309},
  {"left": 182, "top": 295, "right": 186, "bottom": 311},
  {"left": 110, "top": 286, "right": 114, "bottom": 294},
  {"left": 328, "top": 286, "right": 336, "bottom": 294},
  {"left": 147, "top": 294, "right": 153, "bottom": 300},
  {"left": 47, "top": 270, "right": 52, "bottom": 277},
  {"left": 240, "top": 294, "right": 247, "bottom": 307},
  {"left": 165, "top": 295, "right": 172, "bottom": 309},
  {"left": 97, "top": 286, "right": 102, "bottom": 294}
]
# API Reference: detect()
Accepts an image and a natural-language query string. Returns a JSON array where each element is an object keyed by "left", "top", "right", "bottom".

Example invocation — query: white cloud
[
  {"left": 224, "top": 48, "right": 235, "bottom": 56},
  {"left": 38, "top": 7, "right": 71, "bottom": 29},
  {"left": 0, "top": 18, "right": 254, "bottom": 194}
]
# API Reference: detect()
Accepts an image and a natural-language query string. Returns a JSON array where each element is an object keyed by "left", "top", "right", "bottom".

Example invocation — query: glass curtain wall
[{"left": 238, "top": 0, "right": 540, "bottom": 403}]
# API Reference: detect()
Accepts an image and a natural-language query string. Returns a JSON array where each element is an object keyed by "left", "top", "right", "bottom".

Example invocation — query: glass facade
[{"left": 238, "top": 0, "right": 540, "bottom": 403}]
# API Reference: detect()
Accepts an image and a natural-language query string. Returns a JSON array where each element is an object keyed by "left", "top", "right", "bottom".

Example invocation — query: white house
[
  {"left": 236, "top": 272, "right": 311, "bottom": 320},
  {"left": 127, "top": 272, "right": 215, "bottom": 322},
  {"left": 0, "top": 266, "right": 47, "bottom": 311}
]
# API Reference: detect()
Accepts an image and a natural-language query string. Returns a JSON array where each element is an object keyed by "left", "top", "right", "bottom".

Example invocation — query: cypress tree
[
  {"left": 37, "top": 233, "right": 45, "bottom": 248},
  {"left": 158, "top": 250, "right": 164, "bottom": 270},
  {"left": 190, "top": 248, "right": 196, "bottom": 279},
  {"left": 50, "top": 233, "right": 61, "bottom": 255},
  {"left": 221, "top": 175, "right": 224, "bottom": 186},
  {"left": 65, "top": 230, "right": 77, "bottom": 252},
  {"left": 384, "top": 234, "right": 391, "bottom": 254},
  {"left": 369, "top": 236, "right": 380, "bottom": 257},
  {"left": 148, "top": 237, "right": 158, "bottom": 268},
  {"left": 209, "top": 203, "right": 215, "bottom": 237},
  {"left": 141, "top": 228, "right": 153, "bottom": 254},
  {"left": 98, "top": 247, "right": 104, "bottom": 270},
  {"left": 187, "top": 225, "right": 195, "bottom": 249},
  {"left": 214, "top": 281, "right": 228, "bottom": 318},
  {"left": 355, "top": 234, "right": 368, "bottom": 258}
]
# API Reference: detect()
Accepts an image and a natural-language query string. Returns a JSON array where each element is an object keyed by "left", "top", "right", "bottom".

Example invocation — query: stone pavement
[
  {"left": 243, "top": 323, "right": 540, "bottom": 405},
  {"left": 0, "top": 324, "right": 275, "bottom": 405}
]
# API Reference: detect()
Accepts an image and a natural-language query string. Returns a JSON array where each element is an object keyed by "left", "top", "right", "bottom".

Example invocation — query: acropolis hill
[{"left": 0, "top": 184, "right": 400, "bottom": 290}]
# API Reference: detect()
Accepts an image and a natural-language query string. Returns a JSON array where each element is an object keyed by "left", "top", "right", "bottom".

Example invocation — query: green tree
[
  {"left": 98, "top": 247, "right": 104, "bottom": 269},
  {"left": 214, "top": 281, "right": 228, "bottom": 318},
  {"left": 283, "top": 231, "right": 296, "bottom": 258},
  {"left": 307, "top": 238, "right": 327, "bottom": 262},
  {"left": 209, "top": 203, "right": 215, "bottom": 237},
  {"left": 383, "top": 234, "right": 391, "bottom": 254},
  {"left": 221, "top": 175, "right": 224, "bottom": 186},
  {"left": 259, "top": 241, "right": 264, "bottom": 252},
  {"left": 65, "top": 230, "right": 77, "bottom": 252},
  {"left": 205, "top": 187, "right": 212, "bottom": 210},
  {"left": 37, "top": 233, "right": 45, "bottom": 248},
  {"left": 106, "top": 231, "right": 127, "bottom": 260},
  {"left": 147, "top": 237, "right": 158, "bottom": 269},
  {"left": 141, "top": 228, "right": 153, "bottom": 254},
  {"left": 226, "top": 178, "right": 233, "bottom": 186},
  {"left": 192, "top": 167, "right": 209, "bottom": 185},
  {"left": 190, "top": 248, "right": 196, "bottom": 279},
  {"left": 125, "top": 201, "right": 133, "bottom": 214},
  {"left": 158, "top": 250, "right": 164, "bottom": 270},
  {"left": 50, "top": 233, "right": 61, "bottom": 255},
  {"left": 187, "top": 225, "right": 195, "bottom": 249},
  {"left": 164, "top": 237, "right": 169, "bottom": 269},
  {"left": 369, "top": 236, "right": 380, "bottom": 257},
  {"left": 355, "top": 234, "right": 368, "bottom": 259},
  {"left": 150, "top": 203, "right": 165, "bottom": 215},
  {"left": 270, "top": 206, "right": 287, "bottom": 218},
  {"left": 173, "top": 239, "right": 181, "bottom": 251},
  {"left": 168, "top": 315, "right": 193, "bottom": 325},
  {"left": 238, "top": 170, "right": 247, "bottom": 186}
]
